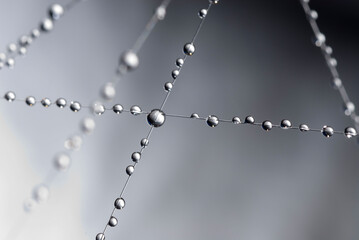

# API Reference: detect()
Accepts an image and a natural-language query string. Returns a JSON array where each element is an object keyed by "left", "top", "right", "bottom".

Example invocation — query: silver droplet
[
  {"left": 140, "top": 138, "right": 149, "bottom": 148},
  {"left": 325, "top": 46, "right": 333, "bottom": 55},
  {"left": 31, "top": 29, "right": 41, "bottom": 39},
  {"left": 4, "top": 91, "right": 16, "bottom": 102},
  {"left": 332, "top": 77, "right": 342, "bottom": 89},
  {"left": 344, "top": 127, "right": 357, "bottom": 139},
  {"left": 245, "top": 115, "right": 255, "bottom": 124},
  {"left": 64, "top": 135, "right": 82, "bottom": 151},
  {"left": 56, "top": 98, "right": 67, "bottom": 108},
  {"left": 119, "top": 50, "right": 139, "bottom": 72},
  {"left": 206, "top": 115, "right": 219, "bottom": 127},
  {"left": 70, "top": 101, "right": 81, "bottom": 112},
  {"left": 198, "top": 9, "right": 207, "bottom": 19},
  {"left": 344, "top": 102, "right": 355, "bottom": 116},
  {"left": 322, "top": 125, "right": 334, "bottom": 138},
  {"left": 191, "top": 113, "right": 200, "bottom": 119},
  {"left": 96, "top": 233, "right": 105, "bottom": 240},
  {"left": 232, "top": 116, "right": 241, "bottom": 124},
  {"left": 299, "top": 124, "right": 310, "bottom": 132},
  {"left": 0, "top": 53, "right": 6, "bottom": 62},
  {"left": 113, "top": 104, "right": 124, "bottom": 114},
  {"left": 329, "top": 58, "right": 337, "bottom": 67},
  {"left": 49, "top": 4, "right": 64, "bottom": 20},
  {"left": 92, "top": 102, "right": 106, "bottom": 115},
  {"left": 33, "top": 185, "right": 50, "bottom": 203},
  {"left": 101, "top": 83, "right": 116, "bottom": 101},
  {"left": 147, "top": 109, "right": 166, "bottom": 127},
  {"left": 108, "top": 216, "right": 118, "bottom": 227},
  {"left": 41, "top": 98, "right": 52, "bottom": 107},
  {"left": 309, "top": 10, "right": 318, "bottom": 20},
  {"left": 315, "top": 33, "right": 326, "bottom": 47},
  {"left": 131, "top": 152, "right": 141, "bottom": 163},
  {"left": 126, "top": 165, "right": 135, "bottom": 176},
  {"left": 81, "top": 117, "right": 96, "bottom": 134},
  {"left": 114, "top": 198, "right": 125, "bottom": 209},
  {"left": 171, "top": 69, "right": 179, "bottom": 79},
  {"left": 54, "top": 153, "right": 71, "bottom": 171},
  {"left": 24, "top": 198, "right": 37, "bottom": 212},
  {"left": 280, "top": 119, "right": 292, "bottom": 129},
  {"left": 209, "top": 0, "right": 219, "bottom": 4},
  {"left": 8, "top": 43, "right": 17, "bottom": 53},
  {"left": 130, "top": 105, "right": 141, "bottom": 115},
  {"left": 26, "top": 96, "right": 36, "bottom": 106},
  {"left": 164, "top": 82, "right": 173, "bottom": 92},
  {"left": 6, "top": 58, "right": 15, "bottom": 69},
  {"left": 40, "top": 18, "right": 54, "bottom": 32},
  {"left": 155, "top": 5, "right": 166, "bottom": 20},
  {"left": 19, "top": 47, "right": 27, "bottom": 56},
  {"left": 183, "top": 43, "right": 195, "bottom": 56},
  {"left": 176, "top": 58, "right": 184, "bottom": 68},
  {"left": 262, "top": 120, "right": 273, "bottom": 131},
  {"left": 19, "top": 35, "right": 32, "bottom": 47}
]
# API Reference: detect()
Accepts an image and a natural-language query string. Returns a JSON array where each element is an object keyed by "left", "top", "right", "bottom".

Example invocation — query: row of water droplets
[{"left": 299, "top": 0, "right": 359, "bottom": 133}]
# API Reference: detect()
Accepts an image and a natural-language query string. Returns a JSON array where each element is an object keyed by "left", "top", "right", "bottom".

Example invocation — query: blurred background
[{"left": 0, "top": 0, "right": 358, "bottom": 239}]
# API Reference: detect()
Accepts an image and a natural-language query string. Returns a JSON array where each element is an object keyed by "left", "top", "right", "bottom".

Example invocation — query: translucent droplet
[
  {"left": 183, "top": 43, "right": 195, "bottom": 56},
  {"left": 140, "top": 138, "right": 149, "bottom": 148},
  {"left": 299, "top": 124, "right": 310, "bottom": 132},
  {"left": 70, "top": 101, "right": 81, "bottom": 112},
  {"left": 119, "top": 50, "right": 139, "bottom": 72},
  {"left": 49, "top": 4, "right": 64, "bottom": 20},
  {"left": 19, "top": 47, "right": 27, "bottom": 56},
  {"left": 41, "top": 98, "right": 52, "bottom": 107},
  {"left": 6, "top": 58, "right": 15, "bottom": 69},
  {"left": 206, "top": 115, "right": 219, "bottom": 127},
  {"left": 147, "top": 109, "right": 166, "bottom": 127},
  {"left": 33, "top": 185, "right": 50, "bottom": 203},
  {"left": 19, "top": 35, "right": 32, "bottom": 46},
  {"left": 4, "top": 91, "right": 16, "bottom": 102},
  {"left": 56, "top": 98, "right": 67, "bottom": 108},
  {"left": 92, "top": 102, "right": 106, "bottom": 115},
  {"left": 322, "top": 125, "right": 334, "bottom": 138},
  {"left": 31, "top": 29, "right": 41, "bottom": 39},
  {"left": 26, "top": 96, "right": 36, "bottom": 106},
  {"left": 232, "top": 116, "right": 241, "bottom": 124},
  {"left": 130, "top": 105, "right": 142, "bottom": 115},
  {"left": 126, "top": 165, "right": 135, "bottom": 176},
  {"left": 40, "top": 18, "right": 54, "bottom": 32},
  {"left": 164, "top": 82, "right": 173, "bottom": 92},
  {"left": 171, "top": 69, "right": 179, "bottom": 79},
  {"left": 101, "top": 83, "right": 116, "bottom": 101},
  {"left": 244, "top": 115, "right": 255, "bottom": 124},
  {"left": 8, "top": 43, "right": 17, "bottom": 53},
  {"left": 175, "top": 58, "right": 184, "bottom": 68},
  {"left": 0, "top": 53, "right": 6, "bottom": 62},
  {"left": 54, "top": 153, "right": 71, "bottom": 171},
  {"left": 344, "top": 102, "right": 355, "bottom": 116},
  {"left": 81, "top": 117, "right": 96, "bottom": 134},
  {"left": 280, "top": 119, "right": 292, "bottom": 129},
  {"left": 131, "top": 152, "right": 141, "bottom": 163},
  {"left": 344, "top": 127, "right": 357, "bottom": 139},
  {"left": 64, "top": 135, "right": 83, "bottom": 151},
  {"left": 198, "top": 9, "right": 207, "bottom": 19},
  {"left": 108, "top": 216, "right": 118, "bottom": 227},
  {"left": 155, "top": 5, "right": 166, "bottom": 20},
  {"left": 114, "top": 197, "right": 125, "bottom": 209},
  {"left": 96, "top": 233, "right": 105, "bottom": 240},
  {"left": 190, "top": 113, "right": 199, "bottom": 119},
  {"left": 113, "top": 104, "right": 123, "bottom": 114},
  {"left": 262, "top": 120, "right": 273, "bottom": 131}
]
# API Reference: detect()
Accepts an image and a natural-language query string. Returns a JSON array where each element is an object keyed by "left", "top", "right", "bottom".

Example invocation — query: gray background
[{"left": 0, "top": 0, "right": 359, "bottom": 239}]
